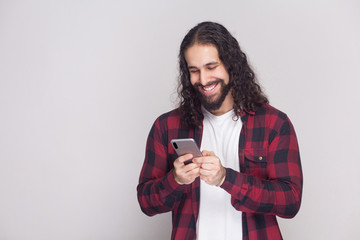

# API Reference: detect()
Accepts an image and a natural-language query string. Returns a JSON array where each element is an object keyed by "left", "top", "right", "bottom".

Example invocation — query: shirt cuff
[
  {"left": 163, "top": 169, "right": 186, "bottom": 194},
  {"left": 220, "top": 168, "right": 249, "bottom": 197}
]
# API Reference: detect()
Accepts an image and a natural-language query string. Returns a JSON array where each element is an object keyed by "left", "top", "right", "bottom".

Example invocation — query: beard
[{"left": 193, "top": 79, "right": 232, "bottom": 112}]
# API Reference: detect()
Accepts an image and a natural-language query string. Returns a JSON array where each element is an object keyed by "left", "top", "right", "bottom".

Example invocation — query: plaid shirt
[{"left": 137, "top": 104, "right": 303, "bottom": 240}]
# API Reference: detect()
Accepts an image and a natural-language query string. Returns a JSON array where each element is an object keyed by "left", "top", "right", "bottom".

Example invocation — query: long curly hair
[{"left": 178, "top": 21, "right": 268, "bottom": 128}]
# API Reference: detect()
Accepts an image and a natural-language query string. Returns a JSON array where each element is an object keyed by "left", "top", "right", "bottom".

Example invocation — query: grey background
[{"left": 0, "top": 0, "right": 359, "bottom": 239}]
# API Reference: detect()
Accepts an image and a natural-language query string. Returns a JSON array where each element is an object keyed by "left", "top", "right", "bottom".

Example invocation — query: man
[{"left": 137, "top": 22, "right": 303, "bottom": 240}]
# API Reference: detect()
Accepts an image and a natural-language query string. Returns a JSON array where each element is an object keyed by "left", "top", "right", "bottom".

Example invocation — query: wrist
[
  {"left": 216, "top": 168, "right": 226, "bottom": 187},
  {"left": 173, "top": 171, "right": 184, "bottom": 185}
]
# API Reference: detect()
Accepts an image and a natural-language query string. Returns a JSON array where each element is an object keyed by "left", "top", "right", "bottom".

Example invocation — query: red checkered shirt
[{"left": 137, "top": 104, "right": 303, "bottom": 240}]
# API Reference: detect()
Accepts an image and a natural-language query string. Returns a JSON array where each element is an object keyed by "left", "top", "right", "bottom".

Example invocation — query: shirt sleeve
[
  {"left": 220, "top": 116, "right": 303, "bottom": 218},
  {"left": 137, "top": 118, "right": 187, "bottom": 216}
]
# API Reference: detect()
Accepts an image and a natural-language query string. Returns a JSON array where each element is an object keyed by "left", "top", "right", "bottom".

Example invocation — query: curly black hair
[{"left": 178, "top": 21, "right": 268, "bottom": 128}]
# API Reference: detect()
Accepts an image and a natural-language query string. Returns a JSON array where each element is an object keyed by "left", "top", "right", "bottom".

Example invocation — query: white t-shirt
[{"left": 196, "top": 106, "right": 243, "bottom": 240}]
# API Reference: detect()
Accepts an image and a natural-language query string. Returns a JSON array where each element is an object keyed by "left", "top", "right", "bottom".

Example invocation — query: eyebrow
[{"left": 188, "top": 61, "right": 219, "bottom": 69}]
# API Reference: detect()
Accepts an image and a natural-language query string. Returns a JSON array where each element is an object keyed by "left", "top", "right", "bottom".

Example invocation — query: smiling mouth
[{"left": 200, "top": 82, "right": 219, "bottom": 95}]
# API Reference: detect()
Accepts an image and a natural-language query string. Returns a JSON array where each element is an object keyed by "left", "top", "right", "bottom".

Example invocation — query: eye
[
  {"left": 208, "top": 65, "right": 217, "bottom": 70},
  {"left": 189, "top": 69, "right": 199, "bottom": 74}
]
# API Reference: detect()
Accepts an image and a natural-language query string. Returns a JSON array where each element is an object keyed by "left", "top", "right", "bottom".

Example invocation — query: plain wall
[{"left": 0, "top": 0, "right": 359, "bottom": 239}]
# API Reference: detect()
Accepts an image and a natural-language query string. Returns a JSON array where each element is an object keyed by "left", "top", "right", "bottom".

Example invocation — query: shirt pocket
[{"left": 243, "top": 148, "right": 267, "bottom": 178}]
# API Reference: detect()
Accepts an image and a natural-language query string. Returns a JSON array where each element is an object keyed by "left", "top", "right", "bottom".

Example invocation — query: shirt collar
[
  {"left": 240, "top": 108, "right": 255, "bottom": 116},
  {"left": 240, "top": 107, "right": 255, "bottom": 122}
]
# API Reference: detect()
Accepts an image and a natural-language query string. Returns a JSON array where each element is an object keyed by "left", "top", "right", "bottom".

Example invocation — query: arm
[
  {"left": 221, "top": 117, "right": 303, "bottom": 218},
  {"left": 137, "top": 118, "right": 200, "bottom": 216},
  {"left": 137, "top": 119, "right": 186, "bottom": 216}
]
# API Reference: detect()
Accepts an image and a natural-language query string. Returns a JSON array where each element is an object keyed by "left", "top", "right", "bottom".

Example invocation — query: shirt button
[{"left": 258, "top": 156, "right": 263, "bottom": 161}]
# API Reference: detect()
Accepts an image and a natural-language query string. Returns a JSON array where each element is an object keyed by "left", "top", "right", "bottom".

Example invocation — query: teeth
[{"left": 203, "top": 84, "right": 216, "bottom": 91}]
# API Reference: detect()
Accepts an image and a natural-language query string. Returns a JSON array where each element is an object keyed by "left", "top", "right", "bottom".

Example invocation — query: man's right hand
[{"left": 173, "top": 154, "right": 200, "bottom": 185}]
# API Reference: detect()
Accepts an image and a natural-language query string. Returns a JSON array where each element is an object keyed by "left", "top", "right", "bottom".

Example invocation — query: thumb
[{"left": 201, "top": 150, "right": 215, "bottom": 156}]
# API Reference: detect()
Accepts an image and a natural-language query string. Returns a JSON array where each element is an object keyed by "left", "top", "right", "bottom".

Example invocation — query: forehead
[{"left": 184, "top": 44, "right": 220, "bottom": 66}]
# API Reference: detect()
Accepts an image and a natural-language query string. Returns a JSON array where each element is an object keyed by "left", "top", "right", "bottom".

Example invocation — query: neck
[{"left": 209, "top": 93, "right": 234, "bottom": 116}]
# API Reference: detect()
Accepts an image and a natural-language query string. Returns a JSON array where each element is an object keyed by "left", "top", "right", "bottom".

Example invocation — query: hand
[
  {"left": 173, "top": 154, "right": 201, "bottom": 185},
  {"left": 193, "top": 150, "right": 226, "bottom": 186}
]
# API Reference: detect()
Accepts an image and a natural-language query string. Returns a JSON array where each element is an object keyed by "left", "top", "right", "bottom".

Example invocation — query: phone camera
[{"left": 173, "top": 142, "right": 178, "bottom": 149}]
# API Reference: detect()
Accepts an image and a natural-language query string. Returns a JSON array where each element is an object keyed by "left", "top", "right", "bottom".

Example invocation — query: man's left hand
[{"left": 193, "top": 150, "right": 226, "bottom": 186}]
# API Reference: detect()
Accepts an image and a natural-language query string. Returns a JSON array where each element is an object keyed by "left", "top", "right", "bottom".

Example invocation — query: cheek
[
  {"left": 211, "top": 68, "right": 223, "bottom": 77},
  {"left": 224, "top": 74, "right": 230, "bottom": 84},
  {"left": 189, "top": 74, "right": 198, "bottom": 85},
  {"left": 217, "top": 70, "right": 229, "bottom": 83}
]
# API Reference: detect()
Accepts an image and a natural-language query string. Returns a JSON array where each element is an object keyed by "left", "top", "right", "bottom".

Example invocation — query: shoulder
[
  {"left": 155, "top": 108, "right": 181, "bottom": 125},
  {"left": 259, "top": 104, "right": 288, "bottom": 120},
  {"left": 254, "top": 104, "right": 292, "bottom": 132},
  {"left": 157, "top": 108, "right": 181, "bottom": 121},
  {"left": 152, "top": 108, "right": 182, "bottom": 132}
]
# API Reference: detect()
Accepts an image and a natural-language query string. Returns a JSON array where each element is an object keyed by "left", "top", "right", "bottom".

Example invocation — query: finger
[
  {"left": 176, "top": 154, "right": 193, "bottom": 165},
  {"left": 194, "top": 156, "right": 217, "bottom": 165},
  {"left": 201, "top": 150, "right": 215, "bottom": 157},
  {"left": 180, "top": 153, "right": 193, "bottom": 162},
  {"left": 187, "top": 166, "right": 200, "bottom": 176},
  {"left": 200, "top": 163, "right": 214, "bottom": 170},
  {"left": 199, "top": 168, "right": 212, "bottom": 176},
  {"left": 180, "top": 166, "right": 200, "bottom": 184},
  {"left": 192, "top": 157, "right": 203, "bottom": 165},
  {"left": 183, "top": 162, "right": 200, "bottom": 172}
]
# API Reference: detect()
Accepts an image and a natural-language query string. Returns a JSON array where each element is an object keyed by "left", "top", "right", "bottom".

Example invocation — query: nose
[{"left": 199, "top": 70, "right": 208, "bottom": 86}]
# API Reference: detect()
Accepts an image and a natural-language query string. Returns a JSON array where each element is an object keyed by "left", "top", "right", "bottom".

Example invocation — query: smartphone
[{"left": 170, "top": 138, "right": 202, "bottom": 165}]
